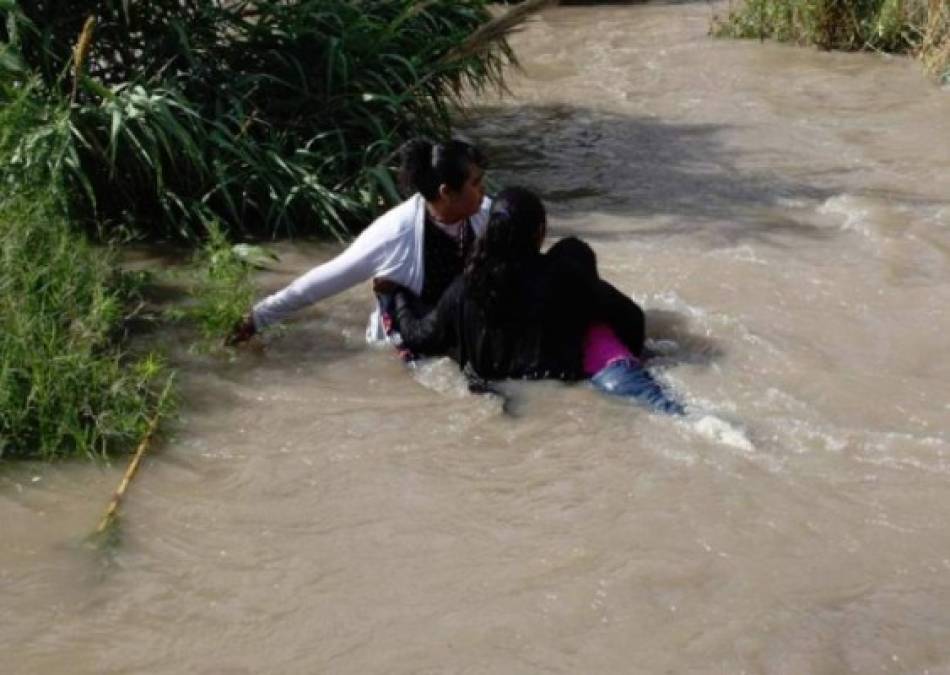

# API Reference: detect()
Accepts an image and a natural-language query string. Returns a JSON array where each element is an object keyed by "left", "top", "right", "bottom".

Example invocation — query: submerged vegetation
[
  {"left": 171, "top": 222, "right": 261, "bottom": 346},
  {"left": 715, "top": 0, "right": 950, "bottom": 81},
  {"left": 1, "top": 0, "right": 521, "bottom": 241}
]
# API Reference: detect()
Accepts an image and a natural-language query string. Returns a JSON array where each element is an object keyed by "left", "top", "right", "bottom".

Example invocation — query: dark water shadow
[
  {"left": 643, "top": 308, "right": 725, "bottom": 367},
  {"left": 460, "top": 103, "right": 841, "bottom": 248}
]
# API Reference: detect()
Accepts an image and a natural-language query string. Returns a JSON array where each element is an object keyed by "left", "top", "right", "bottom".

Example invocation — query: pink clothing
[{"left": 583, "top": 322, "right": 637, "bottom": 376}]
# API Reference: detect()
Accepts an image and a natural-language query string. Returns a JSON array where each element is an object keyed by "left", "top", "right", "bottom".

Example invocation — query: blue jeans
[{"left": 590, "top": 358, "right": 685, "bottom": 416}]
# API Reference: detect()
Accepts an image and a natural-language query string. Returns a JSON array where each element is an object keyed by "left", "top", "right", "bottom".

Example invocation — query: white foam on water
[
  {"left": 762, "top": 387, "right": 813, "bottom": 415},
  {"left": 687, "top": 412, "right": 755, "bottom": 453},
  {"left": 776, "top": 196, "right": 812, "bottom": 209},
  {"left": 854, "top": 429, "right": 950, "bottom": 475},
  {"left": 410, "top": 357, "right": 472, "bottom": 398},
  {"left": 708, "top": 244, "right": 770, "bottom": 266},
  {"left": 648, "top": 290, "right": 708, "bottom": 319},
  {"left": 762, "top": 415, "right": 851, "bottom": 458},
  {"left": 818, "top": 193, "right": 878, "bottom": 239},
  {"left": 817, "top": 193, "right": 929, "bottom": 245}
]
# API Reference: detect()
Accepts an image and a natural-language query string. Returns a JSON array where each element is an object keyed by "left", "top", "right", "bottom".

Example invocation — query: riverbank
[
  {"left": 0, "top": 0, "right": 533, "bottom": 462},
  {"left": 0, "top": 83, "right": 170, "bottom": 461},
  {"left": 714, "top": 0, "right": 950, "bottom": 82}
]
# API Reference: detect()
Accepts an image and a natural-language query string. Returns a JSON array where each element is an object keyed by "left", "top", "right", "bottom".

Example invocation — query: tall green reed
[
  {"left": 170, "top": 220, "right": 260, "bottom": 347},
  {"left": 1, "top": 0, "right": 524, "bottom": 242},
  {"left": 0, "top": 78, "right": 169, "bottom": 461}
]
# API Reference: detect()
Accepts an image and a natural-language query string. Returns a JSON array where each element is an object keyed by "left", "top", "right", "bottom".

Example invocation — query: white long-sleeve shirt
[{"left": 252, "top": 193, "right": 492, "bottom": 340}]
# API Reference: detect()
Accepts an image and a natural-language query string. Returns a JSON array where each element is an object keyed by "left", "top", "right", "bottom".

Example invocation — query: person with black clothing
[
  {"left": 385, "top": 186, "right": 684, "bottom": 414},
  {"left": 226, "top": 138, "right": 490, "bottom": 346}
]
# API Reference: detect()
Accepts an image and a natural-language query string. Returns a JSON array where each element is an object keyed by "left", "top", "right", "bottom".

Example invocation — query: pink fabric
[{"left": 583, "top": 322, "right": 636, "bottom": 375}]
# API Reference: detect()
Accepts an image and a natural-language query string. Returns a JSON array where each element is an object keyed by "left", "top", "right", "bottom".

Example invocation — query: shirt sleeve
[
  {"left": 252, "top": 221, "right": 403, "bottom": 330},
  {"left": 392, "top": 278, "right": 463, "bottom": 356}
]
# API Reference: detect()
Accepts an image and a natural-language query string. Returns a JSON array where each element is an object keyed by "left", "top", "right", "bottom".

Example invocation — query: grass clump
[
  {"left": 0, "top": 80, "right": 169, "bottom": 461},
  {"left": 714, "top": 0, "right": 950, "bottom": 81},
  {"left": 172, "top": 222, "right": 261, "bottom": 346},
  {"left": 1, "top": 0, "right": 526, "bottom": 241},
  {"left": 918, "top": 0, "right": 950, "bottom": 80},
  {"left": 0, "top": 193, "right": 171, "bottom": 460}
]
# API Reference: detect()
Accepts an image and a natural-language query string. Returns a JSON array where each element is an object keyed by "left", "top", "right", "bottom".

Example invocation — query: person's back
[{"left": 452, "top": 252, "right": 592, "bottom": 380}]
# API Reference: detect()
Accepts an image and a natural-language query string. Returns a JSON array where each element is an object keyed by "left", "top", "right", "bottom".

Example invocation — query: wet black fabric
[
  {"left": 418, "top": 215, "right": 475, "bottom": 307},
  {"left": 393, "top": 238, "right": 645, "bottom": 381}
]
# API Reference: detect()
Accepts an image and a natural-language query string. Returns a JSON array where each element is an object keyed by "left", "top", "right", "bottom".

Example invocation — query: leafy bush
[
  {"left": 175, "top": 221, "right": 260, "bottom": 345},
  {"left": 1, "top": 0, "right": 519, "bottom": 241},
  {"left": 0, "top": 80, "right": 168, "bottom": 460}
]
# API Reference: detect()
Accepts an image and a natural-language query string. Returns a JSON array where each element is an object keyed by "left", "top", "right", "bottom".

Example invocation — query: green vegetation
[
  {"left": 0, "top": 81, "right": 169, "bottom": 461},
  {"left": 0, "top": 1, "right": 536, "bottom": 461},
  {"left": 2, "top": 0, "right": 519, "bottom": 241},
  {"left": 171, "top": 222, "right": 261, "bottom": 346},
  {"left": 714, "top": 0, "right": 950, "bottom": 81}
]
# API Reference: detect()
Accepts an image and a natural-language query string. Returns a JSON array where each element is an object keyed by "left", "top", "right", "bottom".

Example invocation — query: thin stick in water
[{"left": 95, "top": 378, "right": 172, "bottom": 535}]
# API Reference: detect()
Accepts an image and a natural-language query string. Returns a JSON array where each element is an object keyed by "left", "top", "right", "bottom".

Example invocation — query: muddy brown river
[{"left": 4, "top": 2, "right": 950, "bottom": 673}]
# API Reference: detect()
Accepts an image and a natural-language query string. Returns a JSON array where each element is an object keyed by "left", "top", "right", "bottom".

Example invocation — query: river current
[{"left": 4, "top": 2, "right": 950, "bottom": 673}]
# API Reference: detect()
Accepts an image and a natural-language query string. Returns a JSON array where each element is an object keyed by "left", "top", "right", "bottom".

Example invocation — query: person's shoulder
[
  {"left": 539, "top": 254, "right": 591, "bottom": 306},
  {"left": 367, "top": 194, "right": 423, "bottom": 237},
  {"left": 545, "top": 247, "right": 593, "bottom": 282}
]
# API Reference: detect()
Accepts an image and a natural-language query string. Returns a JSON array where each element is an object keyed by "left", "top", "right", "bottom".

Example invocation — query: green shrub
[
  {"left": 1, "top": 0, "right": 519, "bottom": 241},
  {"left": 177, "top": 221, "right": 259, "bottom": 345},
  {"left": 0, "top": 80, "right": 168, "bottom": 461}
]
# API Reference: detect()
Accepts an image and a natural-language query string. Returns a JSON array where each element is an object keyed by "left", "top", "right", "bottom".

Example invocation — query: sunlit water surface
[{"left": 4, "top": 2, "right": 950, "bottom": 673}]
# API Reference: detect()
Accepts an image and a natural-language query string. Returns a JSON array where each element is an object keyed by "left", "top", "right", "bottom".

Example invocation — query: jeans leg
[{"left": 591, "top": 360, "right": 685, "bottom": 416}]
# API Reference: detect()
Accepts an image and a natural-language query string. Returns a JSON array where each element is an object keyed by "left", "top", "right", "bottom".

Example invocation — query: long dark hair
[
  {"left": 465, "top": 186, "right": 546, "bottom": 320},
  {"left": 398, "top": 138, "right": 486, "bottom": 201}
]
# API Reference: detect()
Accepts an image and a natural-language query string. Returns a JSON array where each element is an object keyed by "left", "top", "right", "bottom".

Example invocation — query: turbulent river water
[{"left": 4, "top": 2, "right": 950, "bottom": 673}]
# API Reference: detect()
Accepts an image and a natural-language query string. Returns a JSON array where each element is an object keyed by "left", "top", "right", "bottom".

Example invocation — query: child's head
[
  {"left": 465, "top": 187, "right": 546, "bottom": 317},
  {"left": 484, "top": 186, "right": 547, "bottom": 257},
  {"left": 547, "top": 236, "right": 595, "bottom": 270},
  {"left": 399, "top": 138, "right": 486, "bottom": 221}
]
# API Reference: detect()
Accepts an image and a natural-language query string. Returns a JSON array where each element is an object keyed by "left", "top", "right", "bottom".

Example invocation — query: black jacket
[{"left": 393, "top": 244, "right": 644, "bottom": 381}]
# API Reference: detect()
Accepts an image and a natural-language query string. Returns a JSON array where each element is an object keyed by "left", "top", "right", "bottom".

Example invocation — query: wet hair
[
  {"left": 465, "top": 186, "right": 546, "bottom": 320},
  {"left": 545, "top": 236, "right": 598, "bottom": 281},
  {"left": 399, "top": 138, "right": 486, "bottom": 201}
]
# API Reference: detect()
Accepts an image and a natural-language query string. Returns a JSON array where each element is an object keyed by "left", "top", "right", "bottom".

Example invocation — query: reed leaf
[
  {"left": 0, "top": 79, "right": 168, "bottom": 460},
  {"left": 1, "top": 0, "right": 527, "bottom": 241}
]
